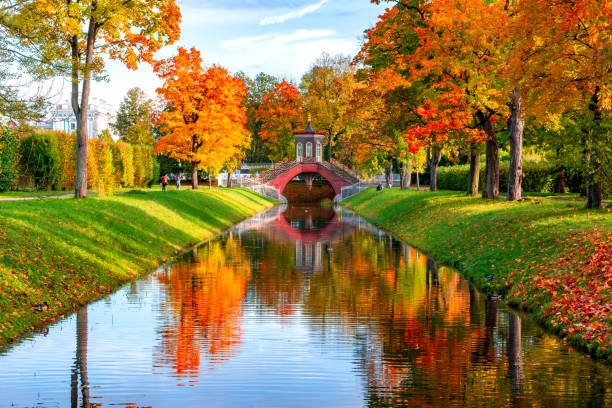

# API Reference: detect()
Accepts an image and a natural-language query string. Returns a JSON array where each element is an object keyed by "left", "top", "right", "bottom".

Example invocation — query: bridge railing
[
  {"left": 244, "top": 184, "right": 288, "bottom": 203},
  {"left": 336, "top": 182, "right": 372, "bottom": 202}
]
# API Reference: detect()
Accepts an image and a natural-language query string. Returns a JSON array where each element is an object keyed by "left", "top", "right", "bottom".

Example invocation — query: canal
[{"left": 0, "top": 204, "right": 610, "bottom": 407}]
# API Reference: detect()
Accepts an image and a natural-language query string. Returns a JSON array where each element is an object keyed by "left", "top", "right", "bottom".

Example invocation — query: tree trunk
[
  {"left": 468, "top": 146, "right": 480, "bottom": 196},
  {"left": 399, "top": 163, "right": 406, "bottom": 190},
  {"left": 208, "top": 169, "right": 212, "bottom": 190},
  {"left": 228, "top": 170, "right": 233, "bottom": 188},
  {"left": 428, "top": 148, "right": 442, "bottom": 192},
  {"left": 586, "top": 88, "right": 602, "bottom": 209},
  {"left": 554, "top": 166, "right": 567, "bottom": 194},
  {"left": 482, "top": 119, "right": 499, "bottom": 199},
  {"left": 416, "top": 171, "right": 420, "bottom": 190},
  {"left": 191, "top": 162, "right": 198, "bottom": 189},
  {"left": 507, "top": 89, "right": 525, "bottom": 201},
  {"left": 385, "top": 162, "right": 393, "bottom": 187}
]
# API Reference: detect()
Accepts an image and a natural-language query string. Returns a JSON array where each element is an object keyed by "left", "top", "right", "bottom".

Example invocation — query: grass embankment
[
  {"left": 344, "top": 188, "right": 612, "bottom": 361},
  {"left": 0, "top": 188, "right": 274, "bottom": 346}
]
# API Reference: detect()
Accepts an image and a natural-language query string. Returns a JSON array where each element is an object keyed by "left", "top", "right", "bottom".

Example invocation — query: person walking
[
  {"left": 176, "top": 173, "right": 182, "bottom": 190},
  {"left": 161, "top": 174, "right": 169, "bottom": 191}
]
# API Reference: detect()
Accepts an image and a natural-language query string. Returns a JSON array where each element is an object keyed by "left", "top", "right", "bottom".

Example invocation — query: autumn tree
[
  {"left": 0, "top": 4, "right": 49, "bottom": 122},
  {"left": 301, "top": 53, "right": 356, "bottom": 160},
  {"left": 9, "top": 0, "right": 181, "bottom": 197},
  {"left": 506, "top": 0, "right": 611, "bottom": 207},
  {"left": 112, "top": 87, "right": 155, "bottom": 146},
  {"left": 236, "top": 72, "right": 277, "bottom": 163},
  {"left": 154, "top": 47, "right": 249, "bottom": 189},
  {"left": 343, "top": 69, "right": 421, "bottom": 184},
  {"left": 256, "top": 80, "right": 304, "bottom": 163}
]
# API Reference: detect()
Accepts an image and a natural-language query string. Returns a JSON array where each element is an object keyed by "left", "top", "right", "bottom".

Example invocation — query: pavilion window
[
  {"left": 297, "top": 143, "right": 303, "bottom": 160},
  {"left": 306, "top": 142, "right": 312, "bottom": 157}
]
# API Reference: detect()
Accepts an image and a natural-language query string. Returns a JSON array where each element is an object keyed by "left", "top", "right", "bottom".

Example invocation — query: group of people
[{"left": 160, "top": 173, "right": 183, "bottom": 191}]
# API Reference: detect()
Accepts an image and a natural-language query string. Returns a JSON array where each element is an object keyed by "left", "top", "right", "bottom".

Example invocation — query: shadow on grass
[{"left": 0, "top": 188, "right": 273, "bottom": 346}]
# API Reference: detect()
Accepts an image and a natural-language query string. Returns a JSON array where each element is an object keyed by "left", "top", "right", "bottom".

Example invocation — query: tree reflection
[
  {"left": 146, "top": 205, "right": 611, "bottom": 405},
  {"left": 71, "top": 309, "right": 91, "bottom": 408},
  {"left": 155, "top": 237, "right": 250, "bottom": 383}
]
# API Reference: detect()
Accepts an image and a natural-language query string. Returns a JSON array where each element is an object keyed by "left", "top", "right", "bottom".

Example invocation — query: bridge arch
[{"left": 266, "top": 162, "right": 352, "bottom": 196}]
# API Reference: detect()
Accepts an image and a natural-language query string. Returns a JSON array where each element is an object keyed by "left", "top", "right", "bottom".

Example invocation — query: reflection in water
[
  {"left": 70, "top": 309, "right": 90, "bottom": 408},
  {"left": 155, "top": 236, "right": 250, "bottom": 382},
  {"left": 0, "top": 204, "right": 610, "bottom": 407}
]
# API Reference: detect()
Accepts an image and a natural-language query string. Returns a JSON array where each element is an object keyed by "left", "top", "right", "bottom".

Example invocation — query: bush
[
  {"left": 55, "top": 131, "right": 76, "bottom": 190},
  {"left": 95, "top": 139, "right": 115, "bottom": 196},
  {"left": 0, "top": 128, "right": 19, "bottom": 192},
  {"left": 437, "top": 161, "right": 557, "bottom": 193},
  {"left": 116, "top": 142, "right": 135, "bottom": 188},
  {"left": 19, "top": 132, "right": 60, "bottom": 190},
  {"left": 133, "top": 145, "right": 145, "bottom": 187},
  {"left": 87, "top": 139, "right": 100, "bottom": 190}
]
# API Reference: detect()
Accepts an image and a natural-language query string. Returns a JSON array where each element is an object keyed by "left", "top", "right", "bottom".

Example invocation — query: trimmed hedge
[
  {"left": 7, "top": 129, "right": 155, "bottom": 192},
  {"left": 437, "top": 161, "right": 570, "bottom": 193},
  {"left": 0, "top": 128, "right": 19, "bottom": 192},
  {"left": 19, "top": 132, "right": 60, "bottom": 190}
]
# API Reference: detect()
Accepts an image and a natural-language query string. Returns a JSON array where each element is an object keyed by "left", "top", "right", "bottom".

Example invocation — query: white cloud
[
  {"left": 220, "top": 29, "right": 356, "bottom": 79},
  {"left": 259, "top": 0, "right": 328, "bottom": 26}
]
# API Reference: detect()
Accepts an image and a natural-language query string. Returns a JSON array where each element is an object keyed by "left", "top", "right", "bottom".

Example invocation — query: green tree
[{"left": 112, "top": 87, "right": 155, "bottom": 146}]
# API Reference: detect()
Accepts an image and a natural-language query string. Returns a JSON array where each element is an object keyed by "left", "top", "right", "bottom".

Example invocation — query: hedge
[
  {"left": 437, "top": 161, "right": 579, "bottom": 194},
  {"left": 19, "top": 132, "right": 60, "bottom": 190},
  {"left": 3, "top": 129, "right": 155, "bottom": 192},
  {"left": 0, "top": 128, "right": 19, "bottom": 192}
]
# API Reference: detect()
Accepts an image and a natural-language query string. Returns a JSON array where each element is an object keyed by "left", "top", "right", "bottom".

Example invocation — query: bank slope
[
  {"left": 344, "top": 188, "right": 612, "bottom": 361},
  {"left": 0, "top": 188, "right": 274, "bottom": 345}
]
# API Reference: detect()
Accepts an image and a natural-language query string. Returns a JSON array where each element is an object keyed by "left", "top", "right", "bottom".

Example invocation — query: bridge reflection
[{"left": 236, "top": 205, "right": 357, "bottom": 274}]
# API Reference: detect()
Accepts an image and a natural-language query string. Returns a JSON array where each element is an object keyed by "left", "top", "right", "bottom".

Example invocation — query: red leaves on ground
[{"left": 510, "top": 230, "right": 612, "bottom": 353}]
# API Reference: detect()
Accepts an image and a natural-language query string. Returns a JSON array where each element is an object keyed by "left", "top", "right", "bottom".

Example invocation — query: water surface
[{"left": 1, "top": 205, "right": 610, "bottom": 407}]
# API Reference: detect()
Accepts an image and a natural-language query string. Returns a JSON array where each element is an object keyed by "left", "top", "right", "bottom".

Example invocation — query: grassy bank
[
  {"left": 344, "top": 188, "right": 612, "bottom": 361},
  {"left": 0, "top": 188, "right": 274, "bottom": 346}
]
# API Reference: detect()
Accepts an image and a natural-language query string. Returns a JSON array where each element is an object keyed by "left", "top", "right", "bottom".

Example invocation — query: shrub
[
  {"left": 19, "top": 132, "right": 60, "bottom": 190},
  {"left": 116, "top": 141, "right": 135, "bottom": 188},
  {"left": 54, "top": 131, "right": 76, "bottom": 191},
  {"left": 95, "top": 139, "right": 115, "bottom": 196},
  {"left": 133, "top": 145, "right": 145, "bottom": 187},
  {"left": 87, "top": 138, "right": 100, "bottom": 190},
  {"left": 0, "top": 128, "right": 19, "bottom": 192},
  {"left": 437, "top": 161, "right": 557, "bottom": 193}
]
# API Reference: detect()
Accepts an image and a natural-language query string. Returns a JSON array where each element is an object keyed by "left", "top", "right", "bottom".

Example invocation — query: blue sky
[{"left": 84, "top": 0, "right": 387, "bottom": 109}]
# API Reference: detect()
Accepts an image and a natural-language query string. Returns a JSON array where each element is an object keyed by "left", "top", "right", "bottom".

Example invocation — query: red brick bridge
[{"left": 251, "top": 121, "right": 360, "bottom": 200}]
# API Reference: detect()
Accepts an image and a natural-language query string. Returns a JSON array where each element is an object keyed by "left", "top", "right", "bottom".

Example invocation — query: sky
[{"left": 60, "top": 0, "right": 387, "bottom": 110}]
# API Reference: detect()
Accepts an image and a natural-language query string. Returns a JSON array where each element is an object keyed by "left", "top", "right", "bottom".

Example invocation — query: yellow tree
[
  {"left": 9, "top": 0, "right": 181, "bottom": 198},
  {"left": 301, "top": 53, "right": 357, "bottom": 160},
  {"left": 154, "top": 47, "right": 249, "bottom": 190}
]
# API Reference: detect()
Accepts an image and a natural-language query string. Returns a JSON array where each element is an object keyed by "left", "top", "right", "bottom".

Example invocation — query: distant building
[{"left": 36, "top": 97, "right": 115, "bottom": 138}]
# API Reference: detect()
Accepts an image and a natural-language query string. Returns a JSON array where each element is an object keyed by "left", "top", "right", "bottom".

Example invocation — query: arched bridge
[{"left": 254, "top": 159, "right": 360, "bottom": 200}]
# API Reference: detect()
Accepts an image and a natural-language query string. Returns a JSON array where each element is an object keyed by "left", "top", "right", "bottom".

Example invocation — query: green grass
[
  {"left": 343, "top": 188, "right": 612, "bottom": 360},
  {"left": 0, "top": 190, "right": 70, "bottom": 198},
  {"left": 0, "top": 185, "right": 167, "bottom": 199},
  {"left": 0, "top": 188, "right": 274, "bottom": 346}
]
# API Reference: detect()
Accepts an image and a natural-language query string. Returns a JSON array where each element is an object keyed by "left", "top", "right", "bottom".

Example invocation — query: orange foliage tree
[
  {"left": 256, "top": 80, "right": 304, "bottom": 163},
  {"left": 343, "top": 68, "right": 421, "bottom": 186},
  {"left": 505, "top": 0, "right": 611, "bottom": 206},
  {"left": 154, "top": 47, "right": 249, "bottom": 189},
  {"left": 10, "top": 0, "right": 181, "bottom": 198}
]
